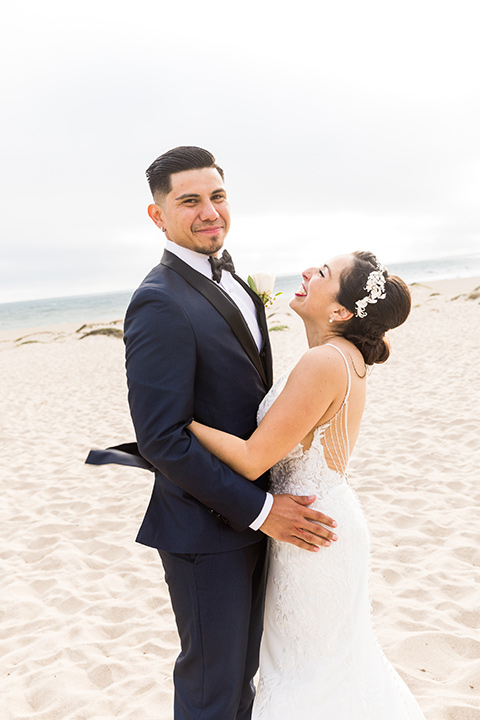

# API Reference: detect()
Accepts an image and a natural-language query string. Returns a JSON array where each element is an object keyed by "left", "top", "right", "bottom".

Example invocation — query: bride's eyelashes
[{"left": 319, "top": 264, "right": 331, "bottom": 278}]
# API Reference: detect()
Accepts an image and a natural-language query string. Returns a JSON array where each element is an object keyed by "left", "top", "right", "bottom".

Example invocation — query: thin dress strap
[{"left": 324, "top": 343, "right": 352, "bottom": 404}]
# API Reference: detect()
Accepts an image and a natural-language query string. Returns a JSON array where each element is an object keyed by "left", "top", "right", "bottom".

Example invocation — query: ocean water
[
  {"left": 0, "top": 291, "right": 134, "bottom": 333},
  {"left": 1, "top": 253, "right": 479, "bottom": 332}
]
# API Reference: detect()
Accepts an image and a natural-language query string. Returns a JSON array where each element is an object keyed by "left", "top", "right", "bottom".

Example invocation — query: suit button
[{"left": 209, "top": 508, "right": 230, "bottom": 526}]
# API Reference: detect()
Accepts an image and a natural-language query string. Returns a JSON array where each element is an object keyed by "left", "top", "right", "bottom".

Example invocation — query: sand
[{"left": 1, "top": 277, "right": 479, "bottom": 719}]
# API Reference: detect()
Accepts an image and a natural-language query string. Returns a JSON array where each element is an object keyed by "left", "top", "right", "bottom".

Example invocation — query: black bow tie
[{"left": 208, "top": 250, "right": 235, "bottom": 283}]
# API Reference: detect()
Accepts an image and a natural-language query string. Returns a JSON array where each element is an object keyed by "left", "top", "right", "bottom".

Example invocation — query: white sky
[{"left": 1, "top": 0, "right": 479, "bottom": 301}]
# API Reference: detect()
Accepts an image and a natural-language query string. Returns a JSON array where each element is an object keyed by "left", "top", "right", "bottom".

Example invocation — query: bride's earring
[{"left": 329, "top": 316, "right": 335, "bottom": 323}]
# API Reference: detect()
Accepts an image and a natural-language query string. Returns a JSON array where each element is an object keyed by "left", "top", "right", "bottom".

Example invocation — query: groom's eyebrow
[
  {"left": 175, "top": 192, "right": 200, "bottom": 200},
  {"left": 175, "top": 188, "right": 226, "bottom": 201}
]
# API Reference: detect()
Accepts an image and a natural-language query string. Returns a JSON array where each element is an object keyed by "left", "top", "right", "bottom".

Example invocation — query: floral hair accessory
[{"left": 355, "top": 263, "right": 387, "bottom": 318}]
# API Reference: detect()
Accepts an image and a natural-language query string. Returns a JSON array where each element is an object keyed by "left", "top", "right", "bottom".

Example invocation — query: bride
[{"left": 188, "top": 251, "right": 426, "bottom": 719}]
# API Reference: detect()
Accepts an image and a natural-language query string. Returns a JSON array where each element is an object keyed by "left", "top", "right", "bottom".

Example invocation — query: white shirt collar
[
  {"left": 164, "top": 240, "right": 262, "bottom": 351},
  {"left": 165, "top": 240, "right": 215, "bottom": 279}
]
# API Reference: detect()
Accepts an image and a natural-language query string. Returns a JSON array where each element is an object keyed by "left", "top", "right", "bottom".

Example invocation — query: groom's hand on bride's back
[{"left": 260, "top": 495, "right": 337, "bottom": 552}]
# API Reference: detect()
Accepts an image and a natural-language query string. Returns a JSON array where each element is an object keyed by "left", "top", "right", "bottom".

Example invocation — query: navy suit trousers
[{"left": 159, "top": 539, "right": 268, "bottom": 720}]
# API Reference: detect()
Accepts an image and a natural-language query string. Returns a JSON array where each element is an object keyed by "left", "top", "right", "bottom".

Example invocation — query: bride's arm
[{"left": 189, "top": 346, "right": 345, "bottom": 480}]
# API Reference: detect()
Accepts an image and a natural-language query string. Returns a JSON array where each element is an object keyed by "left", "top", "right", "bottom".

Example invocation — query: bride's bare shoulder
[
  {"left": 286, "top": 344, "right": 348, "bottom": 391},
  {"left": 298, "top": 343, "right": 348, "bottom": 368}
]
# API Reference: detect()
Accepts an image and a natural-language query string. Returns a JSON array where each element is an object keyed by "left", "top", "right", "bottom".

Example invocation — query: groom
[{"left": 125, "top": 146, "right": 336, "bottom": 719}]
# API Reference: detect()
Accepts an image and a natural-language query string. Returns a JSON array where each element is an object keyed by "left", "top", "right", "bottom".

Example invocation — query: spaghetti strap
[{"left": 324, "top": 343, "right": 352, "bottom": 403}]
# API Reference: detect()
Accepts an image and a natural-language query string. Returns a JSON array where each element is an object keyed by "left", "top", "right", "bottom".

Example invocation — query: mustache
[{"left": 192, "top": 222, "right": 224, "bottom": 230}]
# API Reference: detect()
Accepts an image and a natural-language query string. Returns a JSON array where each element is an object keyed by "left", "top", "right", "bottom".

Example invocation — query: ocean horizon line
[
  {"left": 2, "top": 250, "right": 480, "bottom": 308},
  {"left": 1, "top": 252, "right": 479, "bottom": 332}
]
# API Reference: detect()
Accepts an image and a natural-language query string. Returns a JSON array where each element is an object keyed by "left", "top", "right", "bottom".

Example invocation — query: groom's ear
[{"left": 147, "top": 203, "right": 165, "bottom": 229}]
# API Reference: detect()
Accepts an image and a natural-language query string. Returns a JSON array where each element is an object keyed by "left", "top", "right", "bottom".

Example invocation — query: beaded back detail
[
  {"left": 316, "top": 343, "right": 351, "bottom": 477},
  {"left": 257, "top": 343, "right": 352, "bottom": 497}
]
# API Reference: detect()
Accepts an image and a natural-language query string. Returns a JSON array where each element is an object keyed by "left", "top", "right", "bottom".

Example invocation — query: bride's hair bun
[
  {"left": 336, "top": 252, "right": 411, "bottom": 365},
  {"left": 345, "top": 331, "right": 390, "bottom": 366}
]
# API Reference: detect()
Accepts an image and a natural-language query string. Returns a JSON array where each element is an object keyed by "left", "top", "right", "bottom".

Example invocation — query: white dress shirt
[{"left": 164, "top": 240, "right": 273, "bottom": 530}]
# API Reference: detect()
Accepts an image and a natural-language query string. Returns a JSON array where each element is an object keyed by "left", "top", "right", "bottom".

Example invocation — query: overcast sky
[{"left": 1, "top": 0, "right": 479, "bottom": 302}]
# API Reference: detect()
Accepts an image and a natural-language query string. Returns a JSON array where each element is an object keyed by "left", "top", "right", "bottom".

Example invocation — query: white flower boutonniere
[{"left": 247, "top": 273, "right": 282, "bottom": 307}]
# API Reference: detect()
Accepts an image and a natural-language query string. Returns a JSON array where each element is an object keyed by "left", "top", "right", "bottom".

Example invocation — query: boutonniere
[{"left": 247, "top": 273, "right": 282, "bottom": 307}]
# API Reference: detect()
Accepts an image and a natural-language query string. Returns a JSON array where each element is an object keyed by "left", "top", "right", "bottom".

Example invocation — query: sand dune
[{"left": 1, "top": 278, "right": 479, "bottom": 719}]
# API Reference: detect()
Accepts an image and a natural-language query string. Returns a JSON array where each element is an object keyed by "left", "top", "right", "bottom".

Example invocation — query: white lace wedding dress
[{"left": 253, "top": 344, "right": 426, "bottom": 720}]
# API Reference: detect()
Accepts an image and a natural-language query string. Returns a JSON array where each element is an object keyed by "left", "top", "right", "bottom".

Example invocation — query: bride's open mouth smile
[{"left": 295, "top": 283, "right": 307, "bottom": 297}]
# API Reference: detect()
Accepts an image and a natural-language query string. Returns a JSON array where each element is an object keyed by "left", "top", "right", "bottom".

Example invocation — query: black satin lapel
[
  {"left": 233, "top": 274, "right": 273, "bottom": 389},
  {"left": 161, "top": 251, "right": 268, "bottom": 387}
]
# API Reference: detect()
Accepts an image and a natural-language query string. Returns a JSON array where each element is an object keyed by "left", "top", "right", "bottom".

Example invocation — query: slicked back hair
[{"left": 146, "top": 146, "right": 224, "bottom": 199}]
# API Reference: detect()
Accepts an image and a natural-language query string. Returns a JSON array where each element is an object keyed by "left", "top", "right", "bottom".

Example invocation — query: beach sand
[{"left": 1, "top": 276, "right": 479, "bottom": 719}]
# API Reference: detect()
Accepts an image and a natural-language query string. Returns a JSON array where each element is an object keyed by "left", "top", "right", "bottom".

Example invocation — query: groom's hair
[{"left": 146, "top": 146, "right": 224, "bottom": 198}]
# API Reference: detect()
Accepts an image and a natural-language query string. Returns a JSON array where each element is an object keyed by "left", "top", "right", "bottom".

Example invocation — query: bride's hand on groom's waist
[{"left": 260, "top": 494, "right": 337, "bottom": 552}]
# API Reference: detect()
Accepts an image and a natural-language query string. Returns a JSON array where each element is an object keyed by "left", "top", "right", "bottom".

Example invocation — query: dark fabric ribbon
[
  {"left": 85, "top": 443, "right": 153, "bottom": 471},
  {"left": 208, "top": 250, "right": 235, "bottom": 282}
]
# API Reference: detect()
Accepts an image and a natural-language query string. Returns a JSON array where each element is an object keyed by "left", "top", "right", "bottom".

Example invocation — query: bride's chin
[{"left": 289, "top": 297, "right": 302, "bottom": 316}]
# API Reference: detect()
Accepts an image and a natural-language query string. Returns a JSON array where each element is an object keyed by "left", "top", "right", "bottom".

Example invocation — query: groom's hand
[{"left": 260, "top": 494, "right": 337, "bottom": 552}]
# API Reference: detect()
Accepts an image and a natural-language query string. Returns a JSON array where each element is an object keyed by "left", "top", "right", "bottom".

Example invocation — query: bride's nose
[{"left": 302, "top": 268, "right": 314, "bottom": 281}]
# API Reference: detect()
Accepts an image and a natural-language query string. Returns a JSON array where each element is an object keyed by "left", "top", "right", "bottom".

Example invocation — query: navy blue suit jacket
[{"left": 125, "top": 250, "right": 273, "bottom": 554}]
